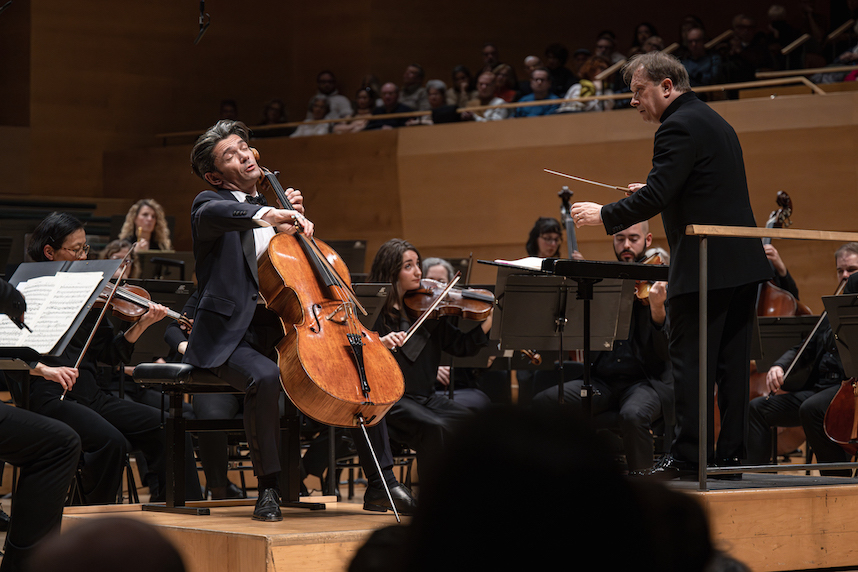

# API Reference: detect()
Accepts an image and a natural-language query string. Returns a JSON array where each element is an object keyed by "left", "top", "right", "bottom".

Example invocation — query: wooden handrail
[
  {"left": 686, "top": 225, "right": 858, "bottom": 242},
  {"left": 756, "top": 64, "right": 857, "bottom": 79},
  {"left": 154, "top": 74, "right": 834, "bottom": 142},
  {"left": 705, "top": 29, "right": 733, "bottom": 50}
]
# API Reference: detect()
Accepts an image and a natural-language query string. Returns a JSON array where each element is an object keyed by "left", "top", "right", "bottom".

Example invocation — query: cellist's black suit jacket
[
  {"left": 601, "top": 92, "right": 770, "bottom": 465},
  {"left": 185, "top": 189, "right": 265, "bottom": 369}
]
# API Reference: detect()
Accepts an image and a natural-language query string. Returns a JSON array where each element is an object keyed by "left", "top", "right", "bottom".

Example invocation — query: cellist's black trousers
[{"left": 210, "top": 338, "right": 395, "bottom": 484}]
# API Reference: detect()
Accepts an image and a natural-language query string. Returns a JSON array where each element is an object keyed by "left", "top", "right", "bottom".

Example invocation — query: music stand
[
  {"left": 351, "top": 283, "right": 392, "bottom": 330},
  {"left": 756, "top": 315, "right": 820, "bottom": 370},
  {"left": 824, "top": 293, "right": 858, "bottom": 378},
  {"left": 483, "top": 261, "right": 633, "bottom": 416},
  {"left": 136, "top": 251, "right": 196, "bottom": 282},
  {"left": 0, "top": 259, "right": 122, "bottom": 370}
]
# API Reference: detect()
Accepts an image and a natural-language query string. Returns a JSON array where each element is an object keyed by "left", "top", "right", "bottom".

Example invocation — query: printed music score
[{"left": 0, "top": 271, "right": 104, "bottom": 353}]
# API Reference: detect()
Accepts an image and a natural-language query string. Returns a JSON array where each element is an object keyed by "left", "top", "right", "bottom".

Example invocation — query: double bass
[{"left": 253, "top": 156, "right": 404, "bottom": 428}]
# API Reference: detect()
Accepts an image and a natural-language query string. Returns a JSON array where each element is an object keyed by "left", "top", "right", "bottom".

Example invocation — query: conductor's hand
[
  {"left": 627, "top": 182, "right": 646, "bottom": 196},
  {"left": 569, "top": 202, "right": 603, "bottom": 227},
  {"left": 380, "top": 331, "right": 407, "bottom": 350},
  {"left": 766, "top": 365, "right": 785, "bottom": 394},
  {"left": 436, "top": 366, "right": 451, "bottom": 387},
  {"left": 33, "top": 363, "right": 78, "bottom": 392}
]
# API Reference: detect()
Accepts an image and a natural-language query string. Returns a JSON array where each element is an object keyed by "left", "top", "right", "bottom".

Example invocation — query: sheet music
[
  {"left": 0, "top": 271, "right": 103, "bottom": 354},
  {"left": 491, "top": 257, "right": 546, "bottom": 271}
]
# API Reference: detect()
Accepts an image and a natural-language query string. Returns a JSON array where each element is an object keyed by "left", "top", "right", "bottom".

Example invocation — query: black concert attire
[
  {"left": 365, "top": 103, "right": 414, "bottom": 130},
  {"left": 376, "top": 313, "right": 489, "bottom": 469},
  {"left": 532, "top": 297, "right": 673, "bottom": 472},
  {"left": 0, "top": 280, "right": 81, "bottom": 572},
  {"left": 21, "top": 309, "right": 196, "bottom": 503},
  {"left": 747, "top": 273, "right": 858, "bottom": 475},
  {"left": 601, "top": 92, "right": 770, "bottom": 466},
  {"left": 185, "top": 189, "right": 405, "bottom": 494}
]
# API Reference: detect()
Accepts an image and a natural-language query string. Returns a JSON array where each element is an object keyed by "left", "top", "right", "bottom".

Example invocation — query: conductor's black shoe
[
  {"left": 711, "top": 457, "right": 743, "bottom": 481},
  {"left": 363, "top": 483, "right": 417, "bottom": 516},
  {"left": 252, "top": 488, "right": 283, "bottom": 522},
  {"left": 646, "top": 455, "right": 698, "bottom": 480}
]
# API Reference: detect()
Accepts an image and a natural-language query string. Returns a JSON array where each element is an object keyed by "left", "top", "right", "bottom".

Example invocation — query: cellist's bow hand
[
  {"left": 380, "top": 331, "right": 407, "bottom": 350},
  {"left": 262, "top": 209, "right": 314, "bottom": 237},
  {"left": 765, "top": 365, "right": 785, "bottom": 398},
  {"left": 627, "top": 182, "right": 645, "bottom": 197}
]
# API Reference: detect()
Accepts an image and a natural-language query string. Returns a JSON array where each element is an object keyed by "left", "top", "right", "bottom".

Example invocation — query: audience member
[
  {"left": 765, "top": 4, "right": 803, "bottom": 69},
  {"left": 681, "top": 27, "right": 726, "bottom": 89},
  {"left": 118, "top": 198, "right": 173, "bottom": 251},
  {"left": 291, "top": 95, "right": 333, "bottom": 137},
  {"left": 253, "top": 98, "right": 293, "bottom": 137},
  {"left": 219, "top": 99, "right": 238, "bottom": 120},
  {"left": 723, "top": 14, "right": 777, "bottom": 94},
  {"left": 544, "top": 43, "right": 577, "bottom": 96},
  {"left": 310, "top": 70, "right": 353, "bottom": 119},
  {"left": 333, "top": 87, "right": 377, "bottom": 134},
  {"left": 399, "top": 63, "right": 430, "bottom": 111},
  {"left": 512, "top": 67, "right": 560, "bottom": 118},
  {"left": 628, "top": 22, "right": 660, "bottom": 56},
  {"left": 492, "top": 63, "right": 519, "bottom": 102},
  {"left": 643, "top": 35, "right": 665, "bottom": 53},
  {"left": 558, "top": 55, "right": 614, "bottom": 113},
  {"left": 594, "top": 30, "right": 625, "bottom": 64},
  {"left": 518, "top": 55, "right": 543, "bottom": 96},
  {"left": 675, "top": 14, "right": 706, "bottom": 59},
  {"left": 366, "top": 83, "right": 414, "bottom": 130},
  {"left": 465, "top": 71, "right": 509, "bottom": 121},
  {"left": 360, "top": 74, "right": 384, "bottom": 106},
  {"left": 445, "top": 65, "right": 476, "bottom": 108},
  {"left": 570, "top": 48, "right": 593, "bottom": 76},
  {"left": 388, "top": 406, "right": 724, "bottom": 572},
  {"left": 29, "top": 517, "right": 186, "bottom": 572},
  {"left": 407, "top": 80, "right": 452, "bottom": 125},
  {"left": 479, "top": 42, "right": 502, "bottom": 74}
]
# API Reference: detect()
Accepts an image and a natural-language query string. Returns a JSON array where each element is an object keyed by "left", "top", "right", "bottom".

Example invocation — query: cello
[{"left": 253, "top": 155, "right": 404, "bottom": 428}]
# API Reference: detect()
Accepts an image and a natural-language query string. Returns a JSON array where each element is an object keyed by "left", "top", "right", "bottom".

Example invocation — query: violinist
[
  {"left": 532, "top": 221, "right": 672, "bottom": 475},
  {"left": 187, "top": 120, "right": 415, "bottom": 521},
  {"left": 370, "top": 239, "right": 493, "bottom": 472},
  {"left": 17, "top": 213, "right": 197, "bottom": 504},
  {"left": 421, "top": 257, "right": 493, "bottom": 411},
  {"left": 746, "top": 243, "right": 858, "bottom": 475}
]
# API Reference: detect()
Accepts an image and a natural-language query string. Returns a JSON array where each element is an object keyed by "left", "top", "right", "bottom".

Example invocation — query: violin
[
  {"left": 403, "top": 278, "right": 494, "bottom": 322},
  {"left": 633, "top": 252, "right": 666, "bottom": 304},
  {"left": 95, "top": 283, "right": 193, "bottom": 331}
]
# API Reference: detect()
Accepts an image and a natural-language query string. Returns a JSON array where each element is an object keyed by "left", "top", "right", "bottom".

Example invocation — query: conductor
[{"left": 571, "top": 51, "right": 770, "bottom": 478}]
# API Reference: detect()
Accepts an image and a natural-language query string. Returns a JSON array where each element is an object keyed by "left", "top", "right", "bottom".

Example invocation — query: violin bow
[
  {"left": 61, "top": 245, "right": 137, "bottom": 400},
  {"left": 401, "top": 272, "right": 461, "bottom": 347},
  {"left": 544, "top": 169, "right": 629, "bottom": 193}
]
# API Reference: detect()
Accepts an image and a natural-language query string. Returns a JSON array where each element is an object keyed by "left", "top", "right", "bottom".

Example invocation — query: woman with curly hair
[{"left": 118, "top": 199, "right": 173, "bottom": 251}]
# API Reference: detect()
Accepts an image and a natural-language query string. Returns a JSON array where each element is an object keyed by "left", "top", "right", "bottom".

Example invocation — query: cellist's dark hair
[
  {"left": 27, "top": 212, "right": 85, "bottom": 262},
  {"left": 369, "top": 238, "right": 422, "bottom": 321},
  {"left": 190, "top": 120, "right": 252, "bottom": 182},
  {"left": 525, "top": 217, "right": 562, "bottom": 257}
]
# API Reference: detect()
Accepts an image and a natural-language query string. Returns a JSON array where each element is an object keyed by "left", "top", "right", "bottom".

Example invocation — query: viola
[
  {"left": 403, "top": 278, "right": 494, "bottom": 322},
  {"left": 633, "top": 252, "right": 666, "bottom": 305},
  {"left": 96, "top": 283, "right": 192, "bottom": 330}
]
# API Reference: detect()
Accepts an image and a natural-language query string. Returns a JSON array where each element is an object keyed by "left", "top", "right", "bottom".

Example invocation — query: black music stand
[
  {"left": 824, "top": 293, "right": 858, "bottom": 378},
  {"left": 756, "top": 315, "right": 820, "bottom": 370},
  {"left": 483, "top": 261, "right": 633, "bottom": 416}
]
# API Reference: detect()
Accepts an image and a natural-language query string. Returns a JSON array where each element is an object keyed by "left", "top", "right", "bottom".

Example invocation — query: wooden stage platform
[{"left": 52, "top": 474, "right": 858, "bottom": 572}]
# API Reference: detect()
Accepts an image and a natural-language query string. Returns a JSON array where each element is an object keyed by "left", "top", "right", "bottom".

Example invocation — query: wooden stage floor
[{"left": 3, "top": 474, "right": 858, "bottom": 571}]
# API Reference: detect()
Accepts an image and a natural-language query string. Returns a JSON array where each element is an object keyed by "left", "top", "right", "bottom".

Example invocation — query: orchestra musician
[
  {"left": 18, "top": 213, "right": 196, "bottom": 503},
  {"left": 746, "top": 243, "right": 858, "bottom": 475},
  {"left": 0, "top": 279, "right": 81, "bottom": 572},
  {"left": 532, "top": 221, "right": 673, "bottom": 475},
  {"left": 571, "top": 51, "right": 771, "bottom": 479},
  {"left": 369, "top": 239, "right": 493, "bottom": 473},
  {"left": 186, "top": 120, "right": 416, "bottom": 521}
]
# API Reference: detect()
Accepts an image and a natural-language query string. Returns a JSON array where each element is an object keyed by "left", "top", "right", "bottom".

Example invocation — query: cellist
[
  {"left": 187, "top": 120, "right": 416, "bottom": 522},
  {"left": 746, "top": 243, "right": 858, "bottom": 475}
]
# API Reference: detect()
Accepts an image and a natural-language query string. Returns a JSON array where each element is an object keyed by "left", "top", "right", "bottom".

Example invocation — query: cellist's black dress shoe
[
  {"left": 646, "top": 455, "right": 699, "bottom": 480},
  {"left": 363, "top": 483, "right": 417, "bottom": 516},
  {"left": 711, "top": 457, "right": 743, "bottom": 481},
  {"left": 252, "top": 488, "right": 283, "bottom": 522},
  {"left": 210, "top": 482, "right": 246, "bottom": 500}
]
